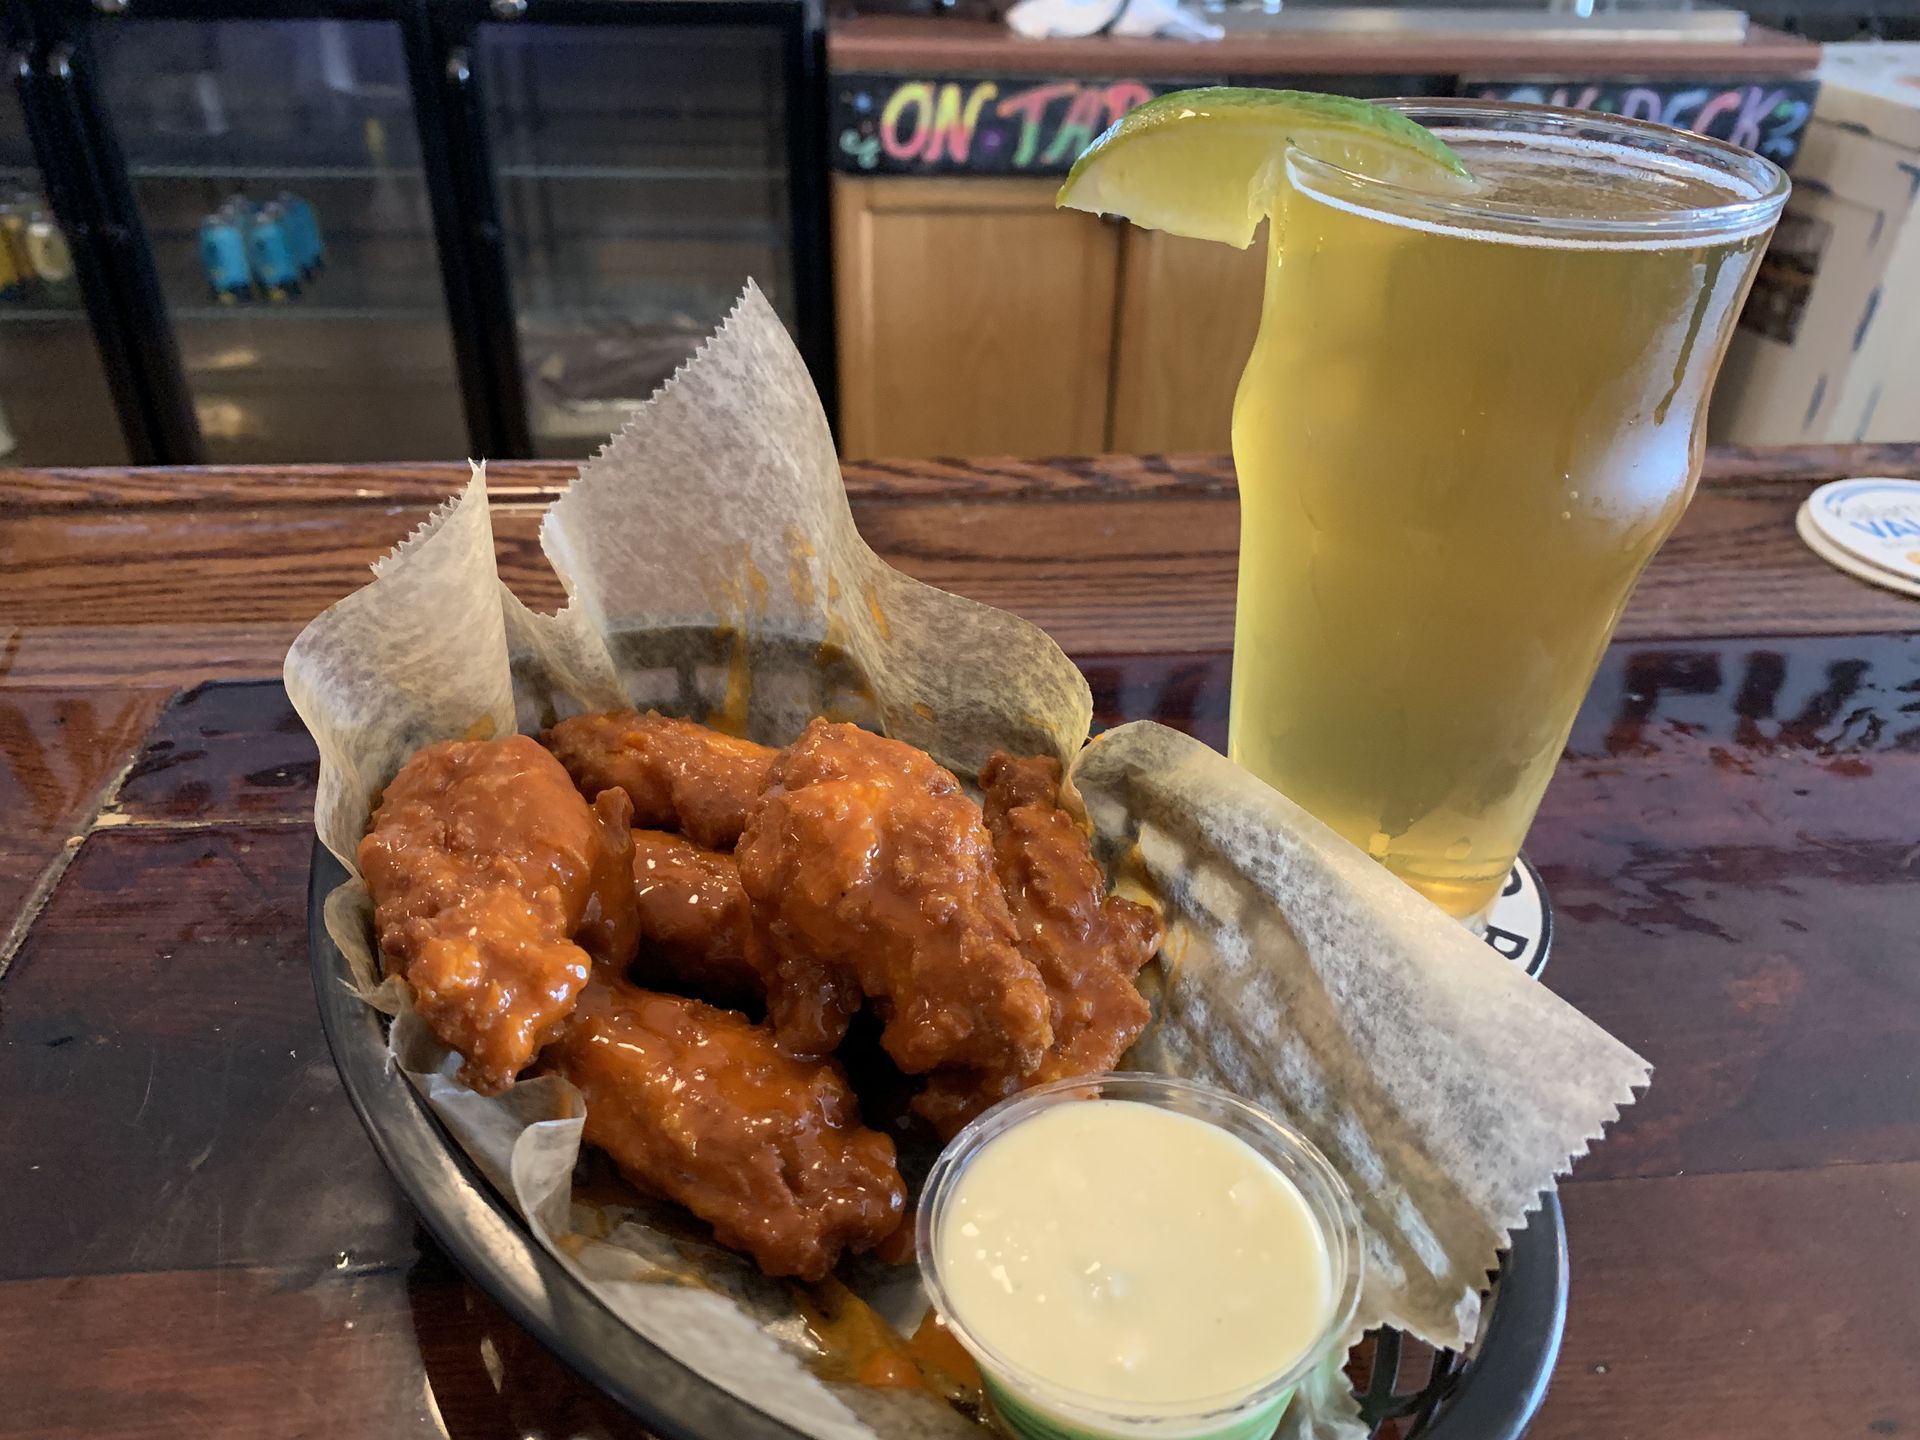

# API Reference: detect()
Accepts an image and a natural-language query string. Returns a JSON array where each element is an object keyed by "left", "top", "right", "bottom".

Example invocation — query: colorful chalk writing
[
  {"left": 1463, "top": 79, "right": 1819, "bottom": 168},
  {"left": 836, "top": 74, "right": 1820, "bottom": 176},
  {"left": 835, "top": 75, "right": 1184, "bottom": 176}
]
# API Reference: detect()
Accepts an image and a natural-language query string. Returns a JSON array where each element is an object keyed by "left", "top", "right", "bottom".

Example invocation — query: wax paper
[{"left": 288, "top": 283, "right": 1648, "bottom": 1440}]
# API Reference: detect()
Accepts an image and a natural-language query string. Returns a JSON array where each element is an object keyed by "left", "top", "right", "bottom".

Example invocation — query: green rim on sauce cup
[{"left": 915, "top": 1073, "right": 1365, "bottom": 1440}]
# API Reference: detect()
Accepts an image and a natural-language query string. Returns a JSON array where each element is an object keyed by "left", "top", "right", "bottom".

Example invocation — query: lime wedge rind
[{"left": 1056, "top": 88, "right": 1471, "bottom": 249}]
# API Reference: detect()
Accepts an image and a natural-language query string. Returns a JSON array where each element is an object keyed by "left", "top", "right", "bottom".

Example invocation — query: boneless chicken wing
[
  {"left": 358, "top": 735, "right": 640, "bottom": 1095},
  {"left": 545, "top": 979, "right": 906, "bottom": 1280},
  {"left": 914, "top": 752, "right": 1163, "bottom": 1137},
  {"left": 736, "top": 719, "right": 1053, "bottom": 1074},
  {"left": 542, "top": 710, "right": 777, "bottom": 849},
  {"left": 630, "top": 828, "right": 761, "bottom": 1010}
]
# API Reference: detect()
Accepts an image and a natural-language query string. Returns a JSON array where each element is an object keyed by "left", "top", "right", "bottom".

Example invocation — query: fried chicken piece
[
  {"left": 914, "top": 752, "right": 1163, "bottom": 1137},
  {"left": 541, "top": 710, "right": 777, "bottom": 850},
  {"left": 737, "top": 719, "right": 1053, "bottom": 1074},
  {"left": 630, "top": 829, "right": 761, "bottom": 1009},
  {"left": 546, "top": 978, "right": 906, "bottom": 1281},
  {"left": 358, "top": 735, "right": 640, "bottom": 1095}
]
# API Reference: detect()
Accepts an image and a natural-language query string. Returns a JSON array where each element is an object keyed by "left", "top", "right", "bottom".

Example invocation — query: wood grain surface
[
  {"left": 0, "top": 686, "right": 169, "bottom": 951},
  {"left": 6, "top": 447, "right": 1920, "bottom": 689},
  {"left": 0, "top": 448, "right": 1916, "bottom": 1440},
  {"left": 833, "top": 178, "right": 1121, "bottom": 459},
  {"left": 1108, "top": 233, "right": 1268, "bottom": 455}
]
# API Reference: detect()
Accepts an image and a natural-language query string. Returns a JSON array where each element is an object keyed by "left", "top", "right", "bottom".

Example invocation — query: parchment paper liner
[{"left": 288, "top": 284, "right": 1648, "bottom": 1440}]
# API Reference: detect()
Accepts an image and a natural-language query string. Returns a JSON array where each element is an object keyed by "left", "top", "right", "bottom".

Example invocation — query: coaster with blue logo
[{"left": 1797, "top": 478, "right": 1920, "bottom": 599}]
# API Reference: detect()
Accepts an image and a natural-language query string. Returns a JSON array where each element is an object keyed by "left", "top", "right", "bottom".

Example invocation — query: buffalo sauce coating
[
  {"left": 541, "top": 710, "right": 777, "bottom": 850},
  {"left": 581, "top": 789, "right": 642, "bottom": 966},
  {"left": 735, "top": 719, "right": 1053, "bottom": 1075},
  {"left": 630, "top": 829, "right": 761, "bottom": 1009},
  {"left": 357, "top": 735, "right": 641, "bottom": 1095},
  {"left": 545, "top": 979, "right": 906, "bottom": 1281},
  {"left": 914, "top": 752, "right": 1163, "bottom": 1138}
]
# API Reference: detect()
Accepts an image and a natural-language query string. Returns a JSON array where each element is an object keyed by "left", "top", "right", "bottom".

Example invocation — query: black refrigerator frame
[
  {"left": 6, "top": 0, "right": 199, "bottom": 462},
  {"left": 4, "top": 0, "right": 834, "bottom": 464}
]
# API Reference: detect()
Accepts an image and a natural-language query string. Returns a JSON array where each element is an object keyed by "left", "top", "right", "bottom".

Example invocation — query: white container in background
[{"left": 1712, "top": 43, "right": 1920, "bottom": 444}]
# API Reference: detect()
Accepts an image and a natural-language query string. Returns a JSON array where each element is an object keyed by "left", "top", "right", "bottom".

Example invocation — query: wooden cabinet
[
  {"left": 833, "top": 178, "right": 1121, "bottom": 459},
  {"left": 1109, "top": 228, "right": 1267, "bottom": 454},
  {"left": 832, "top": 176, "right": 1267, "bottom": 458}
]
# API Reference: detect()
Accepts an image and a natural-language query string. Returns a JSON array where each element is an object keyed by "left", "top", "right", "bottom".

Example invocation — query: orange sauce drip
[
  {"left": 797, "top": 1279, "right": 986, "bottom": 1413},
  {"left": 909, "top": 1310, "right": 983, "bottom": 1392}
]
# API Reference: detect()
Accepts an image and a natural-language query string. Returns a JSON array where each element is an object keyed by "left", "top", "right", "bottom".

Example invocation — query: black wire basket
[
  {"left": 1349, "top": 1196, "right": 1566, "bottom": 1439},
  {"left": 310, "top": 845, "right": 1567, "bottom": 1440}
]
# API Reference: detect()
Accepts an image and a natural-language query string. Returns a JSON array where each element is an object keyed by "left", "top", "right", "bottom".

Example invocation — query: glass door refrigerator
[
  {"left": 0, "top": 3, "right": 144, "bottom": 463},
  {"left": 3, "top": 0, "right": 829, "bottom": 465},
  {"left": 432, "top": 0, "right": 832, "bottom": 459},
  {"left": 56, "top": 0, "right": 479, "bottom": 462}
]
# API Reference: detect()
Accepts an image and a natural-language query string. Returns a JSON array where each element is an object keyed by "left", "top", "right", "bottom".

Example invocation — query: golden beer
[{"left": 1229, "top": 106, "right": 1786, "bottom": 920}]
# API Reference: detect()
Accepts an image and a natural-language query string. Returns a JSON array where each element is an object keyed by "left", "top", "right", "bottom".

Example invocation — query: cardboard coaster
[
  {"left": 1797, "top": 502, "right": 1920, "bottom": 599},
  {"left": 1482, "top": 853, "right": 1552, "bottom": 978},
  {"left": 1798, "top": 478, "right": 1920, "bottom": 598}
]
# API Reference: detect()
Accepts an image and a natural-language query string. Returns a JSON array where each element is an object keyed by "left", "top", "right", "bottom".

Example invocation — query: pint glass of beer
[{"left": 1228, "top": 102, "right": 1788, "bottom": 922}]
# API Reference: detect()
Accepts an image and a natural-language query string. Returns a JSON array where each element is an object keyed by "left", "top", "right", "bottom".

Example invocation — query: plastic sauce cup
[{"left": 916, "top": 1073, "right": 1364, "bottom": 1440}]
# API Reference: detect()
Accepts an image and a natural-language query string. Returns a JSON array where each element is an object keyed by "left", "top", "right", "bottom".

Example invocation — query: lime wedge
[{"left": 1057, "top": 88, "right": 1471, "bottom": 248}]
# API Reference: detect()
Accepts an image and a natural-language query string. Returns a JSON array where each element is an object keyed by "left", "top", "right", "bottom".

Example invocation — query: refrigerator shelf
[
  {"left": 495, "top": 163, "right": 785, "bottom": 183},
  {"left": 130, "top": 164, "right": 426, "bottom": 182},
  {"left": 174, "top": 304, "right": 446, "bottom": 323},
  {"left": 0, "top": 307, "right": 89, "bottom": 323}
]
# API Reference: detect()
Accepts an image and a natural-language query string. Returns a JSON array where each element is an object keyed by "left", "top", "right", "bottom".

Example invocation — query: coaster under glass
[{"left": 1480, "top": 854, "right": 1552, "bottom": 977}]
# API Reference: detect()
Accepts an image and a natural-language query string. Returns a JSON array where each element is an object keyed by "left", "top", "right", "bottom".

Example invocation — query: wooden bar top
[
  {"left": 3, "top": 443, "right": 1915, "bottom": 689},
  {"left": 1, "top": 444, "right": 1916, "bottom": 1440},
  {"left": 828, "top": 15, "right": 1823, "bottom": 78}
]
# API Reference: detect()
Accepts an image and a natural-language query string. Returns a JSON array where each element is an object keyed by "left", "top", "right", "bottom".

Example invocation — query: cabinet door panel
[
  {"left": 834, "top": 177, "right": 1117, "bottom": 460},
  {"left": 1111, "top": 226, "right": 1266, "bottom": 455}
]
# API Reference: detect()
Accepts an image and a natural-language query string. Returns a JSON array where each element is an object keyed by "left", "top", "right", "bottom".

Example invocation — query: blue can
[
  {"left": 221, "top": 196, "right": 253, "bottom": 244},
  {"left": 277, "top": 192, "right": 323, "bottom": 277},
  {"left": 246, "top": 203, "right": 301, "bottom": 300},
  {"left": 199, "top": 213, "right": 252, "bottom": 303}
]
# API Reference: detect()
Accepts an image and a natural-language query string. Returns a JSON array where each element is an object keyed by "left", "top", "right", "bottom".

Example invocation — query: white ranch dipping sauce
[{"left": 936, "top": 1099, "right": 1334, "bottom": 1408}]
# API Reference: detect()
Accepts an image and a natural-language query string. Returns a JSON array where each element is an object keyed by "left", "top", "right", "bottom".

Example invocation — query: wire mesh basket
[{"left": 1352, "top": 1193, "right": 1567, "bottom": 1438}]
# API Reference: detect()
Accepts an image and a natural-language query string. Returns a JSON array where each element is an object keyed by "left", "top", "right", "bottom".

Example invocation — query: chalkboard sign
[
  {"left": 833, "top": 73, "right": 1820, "bottom": 177},
  {"left": 833, "top": 75, "right": 1195, "bottom": 176},
  {"left": 1461, "top": 79, "right": 1819, "bottom": 169}
]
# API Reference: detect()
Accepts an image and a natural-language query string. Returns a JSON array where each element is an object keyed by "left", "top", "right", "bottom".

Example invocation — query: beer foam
[{"left": 1295, "top": 131, "right": 1780, "bottom": 250}]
